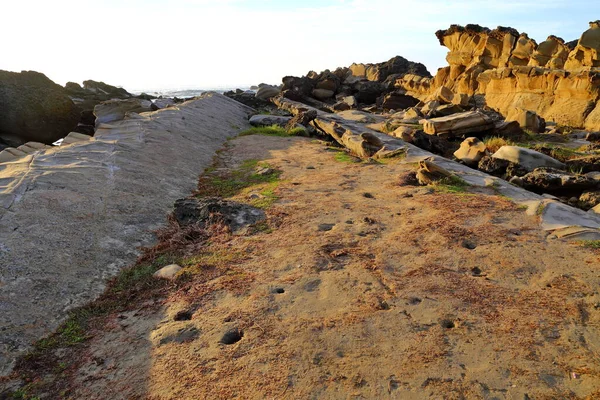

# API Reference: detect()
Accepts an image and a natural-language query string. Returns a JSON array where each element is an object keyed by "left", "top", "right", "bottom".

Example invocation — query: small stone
[
  {"left": 255, "top": 166, "right": 274, "bottom": 176},
  {"left": 153, "top": 264, "right": 182, "bottom": 280},
  {"left": 307, "top": 166, "right": 315, "bottom": 170},
  {"left": 318, "top": 223, "right": 335, "bottom": 231}
]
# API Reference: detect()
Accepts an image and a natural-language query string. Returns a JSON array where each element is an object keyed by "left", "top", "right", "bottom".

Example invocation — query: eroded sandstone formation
[{"left": 396, "top": 21, "right": 600, "bottom": 131}]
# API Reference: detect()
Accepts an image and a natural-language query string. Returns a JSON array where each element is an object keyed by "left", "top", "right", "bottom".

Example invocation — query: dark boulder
[
  {"left": 520, "top": 168, "right": 599, "bottom": 195},
  {"left": 379, "top": 91, "right": 419, "bottom": 111},
  {"left": 173, "top": 197, "right": 266, "bottom": 232},
  {"left": 354, "top": 81, "right": 386, "bottom": 104},
  {"left": 0, "top": 70, "right": 80, "bottom": 146}
]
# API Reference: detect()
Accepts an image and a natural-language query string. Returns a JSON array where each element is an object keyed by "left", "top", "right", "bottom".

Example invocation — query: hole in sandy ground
[
  {"left": 363, "top": 192, "right": 375, "bottom": 199},
  {"left": 408, "top": 297, "right": 422, "bottom": 305},
  {"left": 440, "top": 319, "right": 455, "bottom": 329},
  {"left": 174, "top": 310, "right": 193, "bottom": 321},
  {"left": 220, "top": 329, "right": 244, "bottom": 345},
  {"left": 471, "top": 267, "right": 482, "bottom": 276},
  {"left": 272, "top": 287, "right": 285, "bottom": 294},
  {"left": 462, "top": 240, "right": 477, "bottom": 250}
]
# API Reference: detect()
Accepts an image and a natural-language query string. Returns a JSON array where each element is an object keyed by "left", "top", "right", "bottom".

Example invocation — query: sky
[{"left": 1, "top": 0, "right": 598, "bottom": 92}]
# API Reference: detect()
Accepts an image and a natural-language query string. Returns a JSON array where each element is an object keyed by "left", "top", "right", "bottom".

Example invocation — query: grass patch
[
  {"left": 238, "top": 124, "right": 306, "bottom": 137},
  {"left": 334, "top": 151, "right": 361, "bottom": 163},
  {"left": 197, "top": 159, "right": 281, "bottom": 199},
  {"left": 580, "top": 240, "right": 600, "bottom": 249},
  {"left": 483, "top": 136, "right": 515, "bottom": 153},
  {"left": 432, "top": 175, "right": 470, "bottom": 194}
]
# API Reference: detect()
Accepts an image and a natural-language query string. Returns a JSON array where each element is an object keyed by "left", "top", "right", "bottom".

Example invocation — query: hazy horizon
[{"left": 2, "top": 0, "right": 598, "bottom": 91}]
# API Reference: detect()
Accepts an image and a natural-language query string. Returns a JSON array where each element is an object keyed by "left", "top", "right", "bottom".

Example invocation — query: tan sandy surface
[{"left": 17, "top": 135, "right": 600, "bottom": 399}]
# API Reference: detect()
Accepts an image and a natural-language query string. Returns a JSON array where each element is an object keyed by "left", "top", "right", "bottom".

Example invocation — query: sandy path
[{"left": 16, "top": 135, "right": 600, "bottom": 399}]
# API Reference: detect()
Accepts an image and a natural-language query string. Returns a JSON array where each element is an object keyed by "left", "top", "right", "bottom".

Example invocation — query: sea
[{"left": 130, "top": 87, "right": 254, "bottom": 99}]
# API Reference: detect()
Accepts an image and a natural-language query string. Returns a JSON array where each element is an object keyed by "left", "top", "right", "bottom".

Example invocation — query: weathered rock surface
[
  {"left": 492, "top": 146, "right": 566, "bottom": 171},
  {"left": 93, "top": 98, "right": 153, "bottom": 126},
  {"left": 0, "top": 93, "right": 254, "bottom": 376},
  {"left": 422, "top": 111, "right": 494, "bottom": 137},
  {"left": 173, "top": 197, "right": 265, "bottom": 232},
  {"left": 520, "top": 168, "right": 599, "bottom": 194},
  {"left": 454, "top": 137, "right": 487, "bottom": 165},
  {"left": 249, "top": 114, "right": 291, "bottom": 127},
  {"left": 0, "top": 70, "right": 80, "bottom": 146},
  {"left": 255, "top": 84, "right": 280, "bottom": 100},
  {"left": 395, "top": 21, "right": 600, "bottom": 131}
]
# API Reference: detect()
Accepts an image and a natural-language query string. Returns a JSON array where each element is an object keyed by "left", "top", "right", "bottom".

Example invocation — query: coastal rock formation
[
  {"left": 0, "top": 93, "right": 254, "bottom": 375},
  {"left": 0, "top": 70, "right": 80, "bottom": 146},
  {"left": 93, "top": 98, "right": 153, "bottom": 126},
  {"left": 396, "top": 21, "right": 600, "bottom": 130},
  {"left": 280, "top": 56, "right": 430, "bottom": 108}
]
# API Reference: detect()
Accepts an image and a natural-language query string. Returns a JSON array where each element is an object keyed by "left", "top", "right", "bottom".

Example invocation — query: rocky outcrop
[
  {"left": 0, "top": 93, "right": 254, "bottom": 376},
  {"left": 395, "top": 21, "right": 600, "bottom": 131},
  {"left": 349, "top": 55, "right": 431, "bottom": 82},
  {"left": 280, "top": 56, "right": 429, "bottom": 110},
  {"left": 93, "top": 98, "right": 153, "bottom": 126},
  {"left": 0, "top": 70, "right": 80, "bottom": 146}
]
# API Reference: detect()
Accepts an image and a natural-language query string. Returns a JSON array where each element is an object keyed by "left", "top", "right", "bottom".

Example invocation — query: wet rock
[
  {"left": 173, "top": 197, "right": 266, "bottom": 232},
  {"left": 492, "top": 146, "right": 565, "bottom": 171},
  {"left": 454, "top": 137, "right": 487, "bottom": 165}
]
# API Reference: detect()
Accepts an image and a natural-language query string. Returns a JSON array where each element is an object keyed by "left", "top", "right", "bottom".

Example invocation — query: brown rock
[{"left": 453, "top": 137, "right": 487, "bottom": 165}]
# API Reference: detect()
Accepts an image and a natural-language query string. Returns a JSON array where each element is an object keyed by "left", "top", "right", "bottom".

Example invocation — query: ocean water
[{"left": 131, "top": 87, "right": 253, "bottom": 98}]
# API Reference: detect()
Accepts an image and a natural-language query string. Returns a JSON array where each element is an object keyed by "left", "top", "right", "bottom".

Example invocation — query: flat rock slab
[
  {"left": 0, "top": 93, "right": 253, "bottom": 375},
  {"left": 492, "top": 146, "right": 565, "bottom": 171}
]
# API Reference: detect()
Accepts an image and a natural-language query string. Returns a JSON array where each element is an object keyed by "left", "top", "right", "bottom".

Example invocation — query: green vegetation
[
  {"left": 238, "top": 124, "right": 306, "bottom": 137},
  {"left": 580, "top": 240, "right": 600, "bottom": 249},
  {"left": 197, "top": 159, "right": 281, "bottom": 198},
  {"left": 333, "top": 151, "right": 361, "bottom": 163},
  {"left": 432, "top": 175, "right": 470, "bottom": 194},
  {"left": 483, "top": 136, "right": 514, "bottom": 153}
]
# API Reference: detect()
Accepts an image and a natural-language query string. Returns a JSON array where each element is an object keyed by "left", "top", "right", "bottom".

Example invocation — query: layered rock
[
  {"left": 0, "top": 70, "right": 80, "bottom": 146},
  {"left": 395, "top": 21, "right": 600, "bottom": 131}
]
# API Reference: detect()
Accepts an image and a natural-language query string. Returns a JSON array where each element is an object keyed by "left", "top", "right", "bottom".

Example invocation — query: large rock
[
  {"left": 255, "top": 84, "right": 280, "bottom": 100},
  {"left": 0, "top": 93, "right": 254, "bottom": 376},
  {"left": 93, "top": 98, "right": 153, "bottom": 126},
  {"left": 379, "top": 92, "right": 419, "bottom": 111},
  {"left": 0, "top": 70, "right": 80, "bottom": 146},
  {"left": 349, "top": 55, "right": 431, "bottom": 82},
  {"left": 520, "top": 168, "right": 598, "bottom": 195},
  {"left": 394, "top": 22, "right": 600, "bottom": 131},
  {"left": 506, "top": 108, "right": 546, "bottom": 133},
  {"left": 249, "top": 114, "right": 292, "bottom": 127},
  {"left": 454, "top": 137, "right": 487, "bottom": 165},
  {"left": 422, "top": 111, "right": 494, "bottom": 137},
  {"left": 81, "top": 80, "right": 131, "bottom": 98},
  {"left": 492, "top": 146, "right": 566, "bottom": 171}
]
